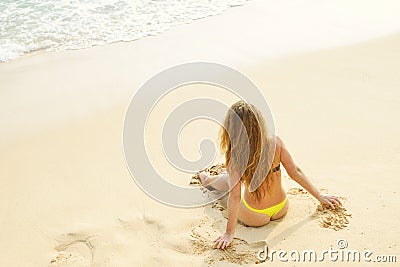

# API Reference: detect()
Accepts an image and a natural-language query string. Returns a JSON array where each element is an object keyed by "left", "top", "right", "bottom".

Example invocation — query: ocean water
[{"left": 0, "top": 0, "right": 247, "bottom": 62}]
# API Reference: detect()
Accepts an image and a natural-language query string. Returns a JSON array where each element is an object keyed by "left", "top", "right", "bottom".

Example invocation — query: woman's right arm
[
  {"left": 278, "top": 136, "right": 341, "bottom": 208},
  {"left": 213, "top": 170, "right": 241, "bottom": 249}
]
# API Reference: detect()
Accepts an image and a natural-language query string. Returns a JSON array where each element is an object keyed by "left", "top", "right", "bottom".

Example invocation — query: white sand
[{"left": 1, "top": 0, "right": 400, "bottom": 266}]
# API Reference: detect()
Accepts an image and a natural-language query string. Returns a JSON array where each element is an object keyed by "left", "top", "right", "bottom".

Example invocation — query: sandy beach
[{"left": 1, "top": 0, "right": 400, "bottom": 266}]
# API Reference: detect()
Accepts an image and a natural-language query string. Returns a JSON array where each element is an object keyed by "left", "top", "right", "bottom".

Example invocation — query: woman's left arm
[
  {"left": 214, "top": 172, "right": 241, "bottom": 249},
  {"left": 279, "top": 136, "right": 342, "bottom": 208}
]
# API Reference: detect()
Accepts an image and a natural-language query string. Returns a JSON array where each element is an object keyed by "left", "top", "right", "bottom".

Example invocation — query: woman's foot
[
  {"left": 199, "top": 171, "right": 212, "bottom": 187},
  {"left": 199, "top": 171, "right": 229, "bottom": 192}
]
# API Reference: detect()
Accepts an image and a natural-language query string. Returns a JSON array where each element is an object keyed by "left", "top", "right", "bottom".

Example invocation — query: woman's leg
[{"left": 199, "top": 172, "right": 230, "bottom": 191}]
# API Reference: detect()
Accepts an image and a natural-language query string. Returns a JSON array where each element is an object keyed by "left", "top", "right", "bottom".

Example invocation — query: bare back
[{"left": 238, "top": 137, "right": 288, "bottom": 226}]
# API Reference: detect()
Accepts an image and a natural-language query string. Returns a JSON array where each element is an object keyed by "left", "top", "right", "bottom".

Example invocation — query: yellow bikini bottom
[{"left": 242, "top": 196, "right": 287, "bottom": 217}]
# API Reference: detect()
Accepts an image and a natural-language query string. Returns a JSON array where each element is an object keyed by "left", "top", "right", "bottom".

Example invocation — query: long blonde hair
[{"left": 220, "top": 101, "right": 272, "bottom": 201}]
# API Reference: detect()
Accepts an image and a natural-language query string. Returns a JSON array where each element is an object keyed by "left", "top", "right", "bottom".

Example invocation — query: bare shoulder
[
  {"left": 275, "top": 135, "right": 284, "bottom": 151},
  {"left": 273, "top": 135, "right": 284, "bottom": 161}
]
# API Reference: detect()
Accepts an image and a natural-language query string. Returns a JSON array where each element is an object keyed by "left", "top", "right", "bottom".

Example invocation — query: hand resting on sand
[
  {"left": 214, "top": 232, "right": 234, "bottom": 249},
  {"left": 317, "top": 193, "right": 342, "bottom": 209}
]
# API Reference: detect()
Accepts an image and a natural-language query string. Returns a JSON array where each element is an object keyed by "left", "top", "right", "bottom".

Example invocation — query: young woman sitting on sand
[{"left": 199, "top": 101, "right": 341, "bottom": 250}]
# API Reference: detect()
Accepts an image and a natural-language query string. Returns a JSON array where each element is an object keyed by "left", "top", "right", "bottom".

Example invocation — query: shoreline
[
  {"left": 0, "top": 0, "right": 251, "bottom": 64},
  {"left": 3, "top": 0, "right": 400, "bottom": 67}
]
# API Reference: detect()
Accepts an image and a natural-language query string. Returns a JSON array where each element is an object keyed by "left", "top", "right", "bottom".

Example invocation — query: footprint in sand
[
  {"left": 118, "top": 213, "right": 165, "bottom": 231},
  {"left": 50, "top": 233, "right": 94, "bottom": 266},
  {"left": 49, "top": 215, "right": 170, "bottom": 266}
]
